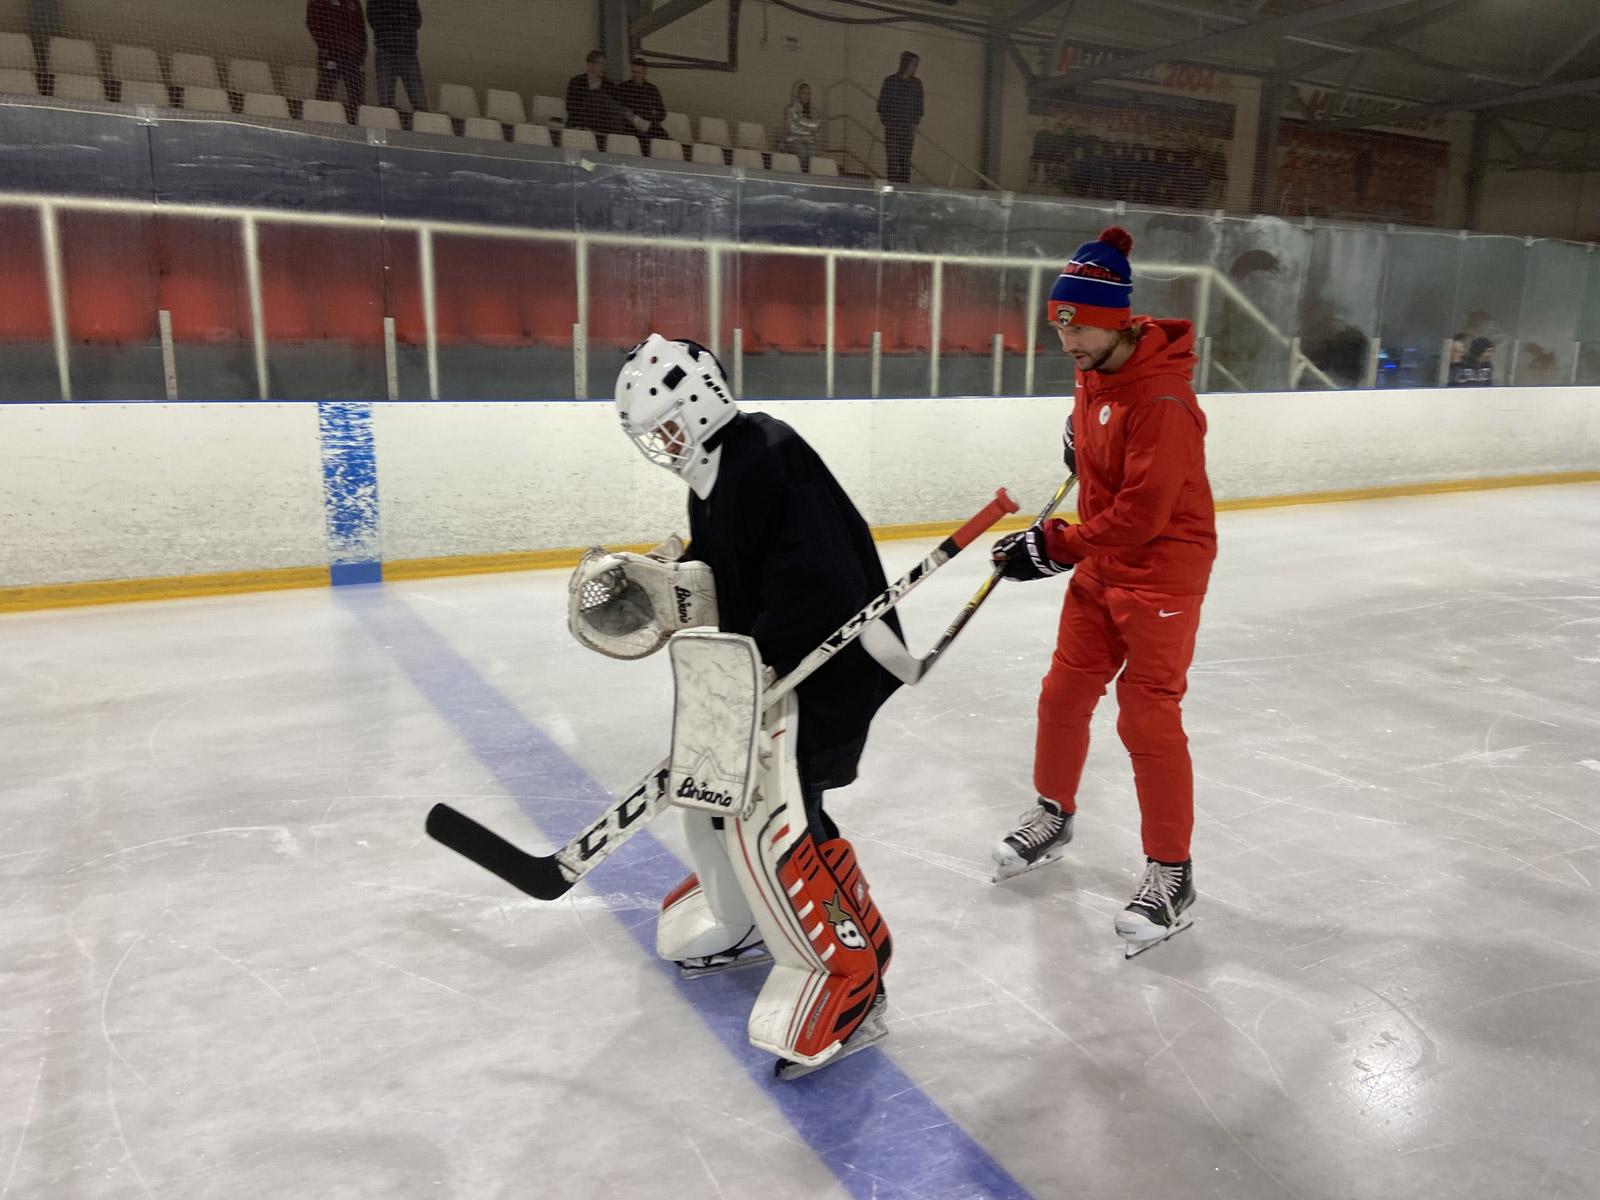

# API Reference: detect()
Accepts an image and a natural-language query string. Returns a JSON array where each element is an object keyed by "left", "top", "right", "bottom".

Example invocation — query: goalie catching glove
[{"left": 569, "top": 536, "right": 719, "bottom": 660}]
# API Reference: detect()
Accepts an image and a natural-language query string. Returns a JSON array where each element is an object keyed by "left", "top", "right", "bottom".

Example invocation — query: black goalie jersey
[{"left": 687, "top": 411, "right": 901, "bottom": 791}]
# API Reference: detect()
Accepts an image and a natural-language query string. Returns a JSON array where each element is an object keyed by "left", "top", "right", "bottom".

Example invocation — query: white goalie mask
[{"left": 615, "top": 334, "right": 738, "bottom": 500}]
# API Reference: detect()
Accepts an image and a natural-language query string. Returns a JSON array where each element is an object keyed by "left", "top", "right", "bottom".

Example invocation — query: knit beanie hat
[{"left": 1047, "top": 226, "right": 1134, "bottom": 331}]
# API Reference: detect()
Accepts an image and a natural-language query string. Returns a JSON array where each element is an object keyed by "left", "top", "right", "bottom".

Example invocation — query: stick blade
[
  {"left": 425, "top": 803, "right": 575, "bottom": 901},
  {"left": 859, "top": 618, "right": 926, "bottom": 685}
]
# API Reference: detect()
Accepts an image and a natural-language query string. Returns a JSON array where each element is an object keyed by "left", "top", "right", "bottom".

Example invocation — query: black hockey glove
[
  {"left": 991, "top": 524, "right": 1074, "bottom": 582},
  {"left": 1062, "top": 412, "right": 1076, "bottom": 475}
]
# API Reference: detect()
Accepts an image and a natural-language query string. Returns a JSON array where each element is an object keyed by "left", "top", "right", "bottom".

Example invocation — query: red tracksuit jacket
[{"left": 1044, "top": 317, "right": 1217, "bottom": 594}]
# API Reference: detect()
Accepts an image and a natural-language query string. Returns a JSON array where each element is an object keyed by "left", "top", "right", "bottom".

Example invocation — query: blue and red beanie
[{"left": 1047, "top": 226, "right": 1134, "bottom": 331}]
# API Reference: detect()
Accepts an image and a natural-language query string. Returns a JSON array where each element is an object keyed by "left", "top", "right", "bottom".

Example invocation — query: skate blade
[
  {"left": 1120, "top": 914, "right": 1194, "bottom": 959},
  {"left": 774, "top": 1019, "right": 888, "bottom": 1081},
  {"left": 990, "top": 849, "right": 1065, "bottom": 884},
  {"left": 678, "top": 949, "right": 774, "bottom": 980}
]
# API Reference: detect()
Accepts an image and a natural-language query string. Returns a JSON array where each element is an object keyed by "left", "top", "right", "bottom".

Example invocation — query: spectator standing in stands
[
  {"left": 306, "top": 0, "right": 367, "bottom": 123},
  {"left": 617, "top": 59, "right": 668, "bottom": 151},
  {"left": 1455, "top": 337, "right": 1496, "bottom": 386},
  {"left": 367, "top": 0, "right": 425, "bottom": 111},
  {"left": 784, "top": 80, "right": 821, "bottom": 172},
  {"left": 566, "top": 51, "right": 649, "bottom": 144},
  {"left": 876, "top": 51, "right": 923, "bottom": 184}
]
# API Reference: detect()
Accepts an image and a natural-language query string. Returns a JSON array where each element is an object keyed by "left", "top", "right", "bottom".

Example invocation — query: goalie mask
[{"left": 615, "top": 334, "right": 738, "bottom": 500}]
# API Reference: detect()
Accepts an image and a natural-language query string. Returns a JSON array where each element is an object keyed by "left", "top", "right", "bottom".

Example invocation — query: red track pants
[{"left": 1033, "top": 571, "right": 1205, "bottom": 864}]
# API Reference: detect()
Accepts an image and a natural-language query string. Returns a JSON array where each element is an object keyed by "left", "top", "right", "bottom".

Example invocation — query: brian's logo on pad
[{"left": 675, "top": 775, "right": 736, "bottom": 809}]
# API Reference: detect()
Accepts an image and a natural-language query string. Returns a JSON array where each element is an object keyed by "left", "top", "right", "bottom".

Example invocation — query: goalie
[{"left": 568, "top": 334, "right": 903, "bottom": 1079}]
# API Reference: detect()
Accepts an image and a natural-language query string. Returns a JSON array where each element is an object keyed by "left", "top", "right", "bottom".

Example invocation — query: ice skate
[
  {"left": 676, "top": 929, "right": 772, "bottom": 979},
  {"left": 773, "top": 992, "right": 889, "bottom": 1081},
  {"left": 1115, "top": 858, "right": 1194, "bottom": 958},
  {"left": 991, "top": 798, "right": 1074, "bottom": 883}
]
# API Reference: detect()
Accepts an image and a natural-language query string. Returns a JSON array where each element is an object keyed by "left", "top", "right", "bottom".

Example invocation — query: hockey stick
[
  {"left": 860, "top": 475, "right": 1077, "bottom": 686},
  {"left": 425, "top": 487, "right": 1021, "bottom": 901}
]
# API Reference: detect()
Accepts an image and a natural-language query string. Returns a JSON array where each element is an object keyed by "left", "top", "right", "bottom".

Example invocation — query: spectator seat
[
  {"left": 53, "top": 72, "right": 105, "bottom": 102},
  {"left": 606, "top": 133, "right": 641, "bottom": 156},
  {"left": 809, "top": 157, "right": 839, "bottom": 176},
  {"left": 736, "top": 121, "right": 766, "bottom": 151},
  {"left": 47, "top": 37, "right": 97, "bottom": 77},
  {"left": 243, "top": 92, "right": 290, "bottom": 119},
  {"left": 299, "top": 97, "right": 349, "bottom": 124},
  {"left": 438, "top": 82, "right": 479, "bottom": 119},
  {"left": 118, "top": 80, "right": 169, "bottom": 107},
  {"left": 662, "top": 111, "right": 692, "bottom": 144},
  {"left": 283, "top": 65, "right": 318, "bottom": 100},
  {"left": 0, "top": 33, "right": 33, "bottom": 71},
  {"left": 698, "top": 116, "right": 730, "bottom": 147},
  {"left": 513, "top": 122, "right": 552, "bottom": 146},
  {"left": 110, "top": 44, "right": 162, "bottom": 83},
  {"left": 410, "top": 111, "right": 455, "bottom": 136},
  {"left": 170, "top": 53, "right": 220, "bottom": 90},
  {"left": 649, "top": 137, "right": 684, "bottom": 160},
  {"left": 0, "top": 67, "right": 39, "bottom": 96},
  {"left": 530, "top": 94, "right": 566, "bottom": 128},
  {"left": 690, "top": 142, "right": 725, "bottom": 165},
  {"left": 561, "top": 127, "right": 597, "bottom": 152},
  {"left": 770, "top": 152, "right": 801, "bottom": 173},
  {"left": 463, "top": 116, "right": 504, "bottom": 141},
  {"left": 228, "top": 59, "right": 275, "bottom": 95},
  {"left": 484, "top": 88, "right": 525, "bottom": 125},
  {"left": 731, "top": 147, "right": 763, "bottom": 170},
  {"left": 358, "top": 105, "right": 401, "bottom": 130}
]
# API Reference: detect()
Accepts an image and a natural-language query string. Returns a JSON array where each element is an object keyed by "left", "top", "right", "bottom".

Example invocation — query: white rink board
[
  {"left": 2, "top": 387, "right": 1599, "bottom": 587},
  {"left": 0, "top": 402, "right": 326, "bottom": 587}
]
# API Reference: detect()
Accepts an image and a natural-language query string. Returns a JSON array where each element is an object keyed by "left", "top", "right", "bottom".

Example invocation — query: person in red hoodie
[{"left": 989, "top": 226, "right": 1217, "bottom": 958}]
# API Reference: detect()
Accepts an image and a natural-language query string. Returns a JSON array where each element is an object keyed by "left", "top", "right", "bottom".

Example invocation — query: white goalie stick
[
  {"left": 860, "top": 475, "right": 1077, "bottom": 686},
  {"left": 425, "top": 487, "right": 1021, "bottom": 901}
]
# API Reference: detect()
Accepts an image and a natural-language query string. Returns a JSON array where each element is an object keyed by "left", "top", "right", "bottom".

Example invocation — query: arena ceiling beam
[
  {"left": 1031, "top": 0, "right": 1423, "bottom": 98},
  {"left": 1537, "top": 9, "right": 1600, "bottom": 82},
  {"left": 1269, "top": 0, "right": 1486, "bottom": 83},
  {"left": 1308, "top": 72, "right": 1600, "bottom": 131}
]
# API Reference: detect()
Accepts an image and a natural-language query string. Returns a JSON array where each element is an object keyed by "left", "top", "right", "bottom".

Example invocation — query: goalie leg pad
[{"left": 657, "top": 810, "right": 760, "bottom": 962}]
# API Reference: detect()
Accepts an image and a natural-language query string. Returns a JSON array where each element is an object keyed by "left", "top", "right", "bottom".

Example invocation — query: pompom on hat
[{"left": 1047, "top": 226, "right": 1134, "bottom": 331}]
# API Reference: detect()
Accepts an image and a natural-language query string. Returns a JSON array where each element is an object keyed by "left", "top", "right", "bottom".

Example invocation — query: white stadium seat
[
  {"left": 560, "top": 127, "right": 597, "bottom": 152},
  {"left": 358, "top": 105, "right": 401, "bottom": 130},
  {"left": 736, "top": 121, "right": 766, "bottom": 151},
  {"left": 299, "top": 98, "right": 348, "bottom": 124},
  {"left": 769, "top": 152, "right": 801, "bottom": 173},
  {"left": 242, "top": 92, "right": 289, "bottom": 119},
  {"left": 731, "top": 147, "right": 763, "bottom": 169},
  {"left": 283, "top": 65, "right": 318, "bottom": 100},
  {"left": 118, "top": 80, "right": 169, "bottom": 107},
  {"left": 437, "top": 82, "right": 479, "bottom": 119},
  {"left": 0, "top": 67, "right": 39, "bottom": 96},
  {"left": 606, "top": 133, "right": 641, "bottom": 156},
  {"left": 690, "top": 142, "right": 725, "bottom": 165},
  {"left": 409, "top": 111, "right": 455, "bottom": 136},
  {"left": 182, "top": 86, "right": 231, "bottom": 113},
  {"left": 228, "top": 59, "right": 275, "bottom": 95},
  {"left": 809, "top": 156, "right": 839, "bottom": 176},
  {"left": 53, "top": 72, "right": 105, "bottom": 102},
  {"left": 0, "top": 33, "right": 34, "bottom": 72},
  {"left": 662, "top": 111, "right": 692, "bottom": 144},
  {"left": 110, "top": 44, "right": 162, "bottom": 83},
  {"left": 697, "top": 116, "right": 729, "bottom": 147},
  {"left": 512, "top": 122, "right": 552, "bottom": 146},
  {"left": 484, "top": 88, "right": 525, "bottom": 125},
  {"left": 47, "top": 37, "right": 97, "bottom": 77},
  {"left": 649, "top": 138, "right": 683, "bottom": 160},
  {"left": 170, "top": 53, "right": 220, "bottom": 90},
  {"left": 530, "top": 94, "right": 565, "bottom": 128},
  {"left": 463, "top": 116, "right": 503, "bottom": 141}
]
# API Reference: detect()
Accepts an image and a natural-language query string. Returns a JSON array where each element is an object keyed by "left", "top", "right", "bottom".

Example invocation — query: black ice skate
[
  {"left": 991, "top": 798, "right": 1074, "bottom": 883},
  {"left": 1115, "top": 859, "right": 1195, "bottom": 958},
  {"left": 676, "top": 928, "right": 773, "bottom": 979},
  {"left": 773, "top": 991, "right": 889, "bottom": 1081}
]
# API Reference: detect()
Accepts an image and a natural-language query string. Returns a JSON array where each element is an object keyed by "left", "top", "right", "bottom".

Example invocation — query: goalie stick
[
  {"left": 425, "top": 487, "right": 1020, "bottom": 901},
  {"left": 860, "top": 475, "right": 1077, "bottom": 686}
]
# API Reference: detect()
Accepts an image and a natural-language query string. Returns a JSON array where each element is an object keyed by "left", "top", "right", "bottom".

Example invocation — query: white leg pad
[{"left": 657, "top": 809, "right": 758, "bottom": 961}]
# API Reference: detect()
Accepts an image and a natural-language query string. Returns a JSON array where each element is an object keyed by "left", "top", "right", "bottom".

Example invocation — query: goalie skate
[
  {"left": 991, "top": 798, "right": 1074, "bottom": 883},
  {"left": 773, "top": 991, "right": 888, "bottom": 1081},
  {"left": 678, "top": 933, "right": 774, "bottom": 979},
  {"left": 1115, "top": 859, "right": 1195, "bottom": 958}
]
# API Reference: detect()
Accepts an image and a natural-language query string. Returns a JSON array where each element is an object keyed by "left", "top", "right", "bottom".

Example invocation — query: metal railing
[{"left": 821, "top": 78, "right": 1000, "bottom": 191}]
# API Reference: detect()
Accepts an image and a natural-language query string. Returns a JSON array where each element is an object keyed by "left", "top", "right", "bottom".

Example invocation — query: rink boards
[{"left": 3, "top": 386, "right": 1600, "bottom": 602}]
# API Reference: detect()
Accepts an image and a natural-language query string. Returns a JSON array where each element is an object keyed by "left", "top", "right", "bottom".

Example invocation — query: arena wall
[{"left": 3, "top": 386, "right": 1600, "bottom": 602}]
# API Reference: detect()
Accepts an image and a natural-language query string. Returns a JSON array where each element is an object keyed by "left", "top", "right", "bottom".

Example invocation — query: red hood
[{"left": 1083, "top": 317, "right": 1196, "bottom": 397}]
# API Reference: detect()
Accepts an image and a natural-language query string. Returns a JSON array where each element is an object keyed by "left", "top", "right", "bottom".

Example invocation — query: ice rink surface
[{"left": 3, "top": 483, "right": 1599, "bottom": 1200}]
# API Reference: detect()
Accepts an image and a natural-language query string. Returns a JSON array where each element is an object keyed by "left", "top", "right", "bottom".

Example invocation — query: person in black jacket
[
  {"left": 876, "top": 50, "right": 923, "bottom": 183},
  {"left": 367, "top": 0, "right": 424, "bottom": 111},
  {"left": 616, "top": 58, "right": 668, "bottom": 150},
  {"left": 565, "top": 50, "right": 648, "bottom": 143}
]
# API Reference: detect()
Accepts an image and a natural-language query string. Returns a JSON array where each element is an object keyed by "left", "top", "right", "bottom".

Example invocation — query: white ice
[{"left": 2, "top": 484, "right": 1598, "bottom": 1200}]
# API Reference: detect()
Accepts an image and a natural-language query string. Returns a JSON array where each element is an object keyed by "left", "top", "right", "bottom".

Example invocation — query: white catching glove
[{"left": 568, "top": 536, "right": 719, "bottom": 660}]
